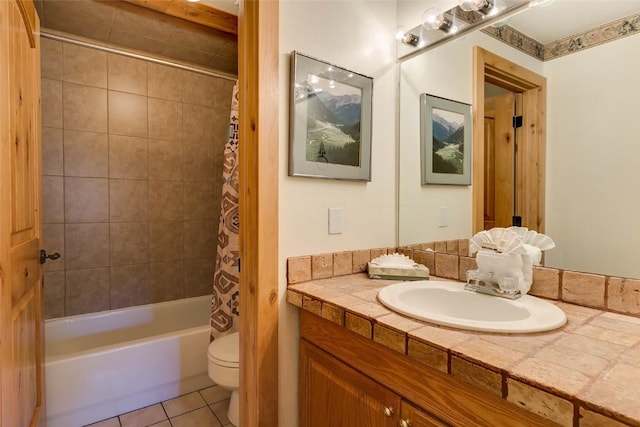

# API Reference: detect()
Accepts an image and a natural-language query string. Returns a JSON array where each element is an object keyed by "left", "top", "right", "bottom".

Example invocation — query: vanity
[{"left": 287, "top": 245, "right": 640, "bottom": 427}]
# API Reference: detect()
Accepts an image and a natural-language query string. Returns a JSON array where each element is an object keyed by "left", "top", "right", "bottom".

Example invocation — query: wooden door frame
[
  {"left": 472, "top": 46, "right": 547, "bottom": 234},
  {"left": 238, "top": 0, "right": 279, "bottom": 425}
]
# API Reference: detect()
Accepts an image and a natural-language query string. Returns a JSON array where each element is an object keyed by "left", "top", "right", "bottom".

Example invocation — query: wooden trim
[
  {"left": 125, "top": 0, "right": 238, "bottom": 35},
  {"left": 472, "top": 47, "right": 546, "bottom": 234},
  {"left": 238, "top": 0, "right": 279, "bottom": 425},
  {"left": 301, "top": 311, "right": 552, "bottom": 427}
]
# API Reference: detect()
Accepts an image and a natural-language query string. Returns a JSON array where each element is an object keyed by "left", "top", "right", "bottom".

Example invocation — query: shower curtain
[{"left": 211, "top": 82, "right": 240, "bottom": 340}]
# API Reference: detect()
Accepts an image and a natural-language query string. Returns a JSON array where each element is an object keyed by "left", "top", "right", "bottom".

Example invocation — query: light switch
[
  {"left": 328, "top": 208, "right": 343, "bottom": 234},
  {"left": 439, "top": 206, "right": 448, "bottom": 227}
]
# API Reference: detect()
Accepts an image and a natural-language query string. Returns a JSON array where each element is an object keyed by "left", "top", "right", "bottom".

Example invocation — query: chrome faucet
[{"left": 464, "top": 270, "right": 522, "bottom": 300}]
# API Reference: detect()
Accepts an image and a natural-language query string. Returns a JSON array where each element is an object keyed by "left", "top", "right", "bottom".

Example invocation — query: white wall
[
  {"left": 398, "top": 31, "right": 544, "bottom": 245},
  {"left": 544, "top": 35, "right": 640, "bottom": 278},
  {"left": 278, "top": 1, "right": 398, "bottom": 425}
]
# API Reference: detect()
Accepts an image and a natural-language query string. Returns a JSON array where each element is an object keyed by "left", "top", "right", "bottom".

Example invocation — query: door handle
[{"left": 40, "top": 249, "right": 61, "bottom": 264}]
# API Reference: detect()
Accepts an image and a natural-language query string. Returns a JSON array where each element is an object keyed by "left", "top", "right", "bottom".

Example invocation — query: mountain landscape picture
[
  {"left": 303, "top": 74, "right": 362, "bottom": 167},
  {"left": 432, "top": 107, "right": 465, "bottom": 175}
]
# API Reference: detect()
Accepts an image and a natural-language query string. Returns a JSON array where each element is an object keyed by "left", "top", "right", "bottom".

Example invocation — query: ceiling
[
  {"left": 35, "top": 0, "right": 238, "bottom": 75},
  {"left": 499, "top": 0, "right": 640, "bottom": 45}
]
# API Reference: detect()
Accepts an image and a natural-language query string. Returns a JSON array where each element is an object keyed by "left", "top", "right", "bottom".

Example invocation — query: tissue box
[{"left": 367, "top": 263, "right": 430, "bottom": 281}]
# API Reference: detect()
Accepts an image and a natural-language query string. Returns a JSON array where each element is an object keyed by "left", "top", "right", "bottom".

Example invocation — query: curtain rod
[{"left": 40, "top": 30, "right": 237, "bottom": 82}]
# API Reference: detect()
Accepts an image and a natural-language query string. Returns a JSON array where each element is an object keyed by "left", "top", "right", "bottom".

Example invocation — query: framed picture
[
  {"left": 289, "top": 51, "right": 373, "bottom": 181},
  {"left": 420, "top": 94, "right": 472, "bottom": 185}
]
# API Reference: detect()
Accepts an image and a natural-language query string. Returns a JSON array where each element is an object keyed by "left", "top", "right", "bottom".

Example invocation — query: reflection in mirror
[{"left": 398, "top": 1, "right": 640, "bottom": 279}]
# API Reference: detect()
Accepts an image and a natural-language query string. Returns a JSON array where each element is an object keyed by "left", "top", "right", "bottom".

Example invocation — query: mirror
[{"left": 398, "top": 0, "right": 640, "bottom": 279}]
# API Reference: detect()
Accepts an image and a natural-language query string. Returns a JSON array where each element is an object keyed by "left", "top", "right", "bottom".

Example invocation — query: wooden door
[
  {"left": 400, "top": 400, "right": 449, "bottom": 427},
  {"left": 0, "top": 1, "right": 44, "bottom": 426},
  {"left": 484, "top": 92, "right": 515, "bottom": 229},
  {"left": 300, "top": 340, "right": 400, "bottom": 427}
]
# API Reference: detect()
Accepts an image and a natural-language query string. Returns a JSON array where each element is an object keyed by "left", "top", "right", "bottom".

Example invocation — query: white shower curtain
[{"left": 211, "top": 82, "right": 240, "bottom": 340}]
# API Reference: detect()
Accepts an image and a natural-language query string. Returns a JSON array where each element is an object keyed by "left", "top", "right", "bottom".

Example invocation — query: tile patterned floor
[{"left": 85, "top": 385, "right": 233, "bottom": 427}]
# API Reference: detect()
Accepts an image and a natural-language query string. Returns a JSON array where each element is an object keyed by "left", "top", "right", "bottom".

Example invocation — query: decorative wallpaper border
[
  {"left": 481, "top": 12, "right": 640, "bottom": 61},
  {"left": 286, "top": 239, "right": 640, "bottom": 318}
]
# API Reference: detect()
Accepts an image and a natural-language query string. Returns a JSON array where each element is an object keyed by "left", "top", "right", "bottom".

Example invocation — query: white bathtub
[{"left": 45, "top": 296, "right": 214, "bottom": 427}]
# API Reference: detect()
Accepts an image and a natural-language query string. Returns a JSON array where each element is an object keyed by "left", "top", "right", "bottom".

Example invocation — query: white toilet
[{"left": 207, "top": 331, "right": 240, "bottom": 426}]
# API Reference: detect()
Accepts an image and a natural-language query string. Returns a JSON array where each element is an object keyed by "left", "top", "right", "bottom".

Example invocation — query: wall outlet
[
  {"left": 328, "top": 208, "right": 343, "bottom": 234},
  {"left": 439, "top": 206, "right": 448, "bottom": 227}
]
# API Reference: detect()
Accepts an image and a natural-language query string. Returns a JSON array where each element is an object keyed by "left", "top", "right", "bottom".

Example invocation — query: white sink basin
[{"left": 377, "top": 280, "right": 566, "bottom": 333}]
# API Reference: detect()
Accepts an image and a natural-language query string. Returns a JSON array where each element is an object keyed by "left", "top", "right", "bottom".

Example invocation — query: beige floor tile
[
  {"left": 210, "top": 399, "right": 230, "bottom": 425},
  {"left": 120, "top": 404, "right": 167, "bottom": 427},
  {"left": 86, "top": 417, "right": 121, "bottom": 427},
  {"left": 162, "top": 391, "right": 207, "bottom": 418},
  {"left": 170, "top": 407, "right": 221, "bottom": 427},
  {"left": 200, "top": 385, "right": 232, "bottom": 405}
]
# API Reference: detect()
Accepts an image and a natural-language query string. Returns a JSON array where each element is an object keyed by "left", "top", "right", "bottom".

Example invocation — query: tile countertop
[{"left": 287, "top": 273, "right": 640, "bottom": 427}]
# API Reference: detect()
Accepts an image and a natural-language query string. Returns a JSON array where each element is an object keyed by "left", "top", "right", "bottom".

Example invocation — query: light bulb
[
  {"left": 459, "top": 0, "right": 495, "bottom": 15},
  {"left": 395, "top": 25, "right": 407, "bottom": 41},
  {"left": 422, "top": 7, "right": 453, "bottom": 32}
]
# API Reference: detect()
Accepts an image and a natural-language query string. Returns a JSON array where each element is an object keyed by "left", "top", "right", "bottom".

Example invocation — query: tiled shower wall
[{"left": 40, "top": 37, "right": 235, "bottom": 319}]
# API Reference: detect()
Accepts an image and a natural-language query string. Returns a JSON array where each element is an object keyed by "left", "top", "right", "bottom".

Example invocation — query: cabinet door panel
[
  {"left": 300, "top": 340, "right": 400, "bottom": 427},
  {"left": 401, "top": 400, "right": 449, "bottom": 427}
]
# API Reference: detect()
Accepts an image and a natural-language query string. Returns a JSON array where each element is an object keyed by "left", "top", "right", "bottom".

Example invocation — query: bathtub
[{"left": 45, "top": 296, "right": 214, "bottom": 427}]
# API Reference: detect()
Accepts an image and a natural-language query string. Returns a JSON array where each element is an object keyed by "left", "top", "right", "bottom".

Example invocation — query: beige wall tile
[
  {"left": 162, "top": 391, "right": 206, "bottom": 418},
  {"left": 41, "top": 38, "right": 62, "bottom": 80},
  {"left": 183, "top": 104, "right": 218, "bottom": 143},
  {"left": 162, "top": 45, "right": 212, "bottom": 67},
  {"left": 184, "top": 181, "right": 215, "bottom": 221},
  {"left": 434, "top": 241, "right": 447, "bottom": 253},
  {"left": 579, "top": 408, "right": 628, "bottom": 427},
  {"left": 287, "top": 289, "right": 303, "bottom": 308},
  {"left": 149, "top": 98, "right": 182, "bottom": 141},
  {"left": 287, "top": 256, "right": 311, "bottom": 284},
  {"left": 333, "top": 251, "right": 353, "bottom": 276},
  {"left": 183, "top": 71, "right": 218, "bottom": 107},
  {"left": 149, "top": 180, "right": 184, "bottom": 221},
  {"left": 149, "top": 139, "right": 182, "bottom": 181},
  {"left": 110, "top": 7, "right": 176, "bottom": 42},
  {"left": 108, "top": 91, "right": 148, "bottom": 137},
  {"left": 43, "top": 271, "right": 65, "bottom": 319},
  {"left": 608, "top": 277, "right": 640, "bottom": 315},
  {"left": 184, "top": 221, "right": 216, "bottom": 259},
  {"left": 506, "top": 379, "right": 574, "bottom": 427},
  {"left": 110, "top": 264, "right": 150, "bottom": 309},
  {"left": 312, "top": 254, "right": 333, "bottom": 280},
  {"left": 531, "top": 267, "right": 560, "bottom": 299},
  {"left": 214, "top": 78, "right": 236, "bottom": 109},
  {"left": 451, "top": 356, "right": 502, "bottom": 397},
  {"left": 345, "top": 313, "right": 372, "bottom": 339},
  {"left": 110, "top": 179, "right": 149, "bottom": 222},
  {"left": 108, "top": 29, "right": 167, "bottom": 56},
  {"left": 42, "top": 79, "right": 63, "bottom": 128},
  {"left": 458, "top": 256, "right": 477, "bottom": 281},
  {"left": 373, "top": 324, "right": 406, "bottom": 353},
  {"left": 407, "top": 338, "right": 448, "bottom": 373},
  {"left": 44, "top": 0, "right": 116, "bottom": 41},
  {"left": 64, "top": 130, "right": 108, "bottom": 177},
  {"left": 370, "top": 248, "right": 388, "bottom": 259},
  {"left": 435, "top": 253, "right": 459, "bottom": 279},
  {"left": 352, "top": 250, "right": 371, "bottom": 273},
  {"left": 150, "top": 222, "right": 184, "bottom": 261},
  {"left": 65, "top": 223, "right": 110, "bottom": 269},
  {"left": 65, "top": 268, "right": 110, "bottom": 315},
  {"left": 321, "top": 303, "right": 344, "bottom": 326},
  {"left": 42, "top": 127, "right": 63, "bottom": 176},
  {"left": 563, "top": 271, "right": 606, "bottom": 308},
  {"left": 413, "top": 250, "right": 435, "bottom": 273},
  {"left": 62, "top": 43, "right": 107, "bottom": 87},
  {"left": 108, "top": 53, "right": 148, "bottom": 95},
  {"left": 63, "top": 83, "right": 108, "bottom": 133},
  {"left": 43, "top": 223, "right": 65, "bottom": 272},
  {"left": 64, "top": 177, "right": 109, "bottom": 223},
  {"left": 446, "top": 240, "right": 459, "bottom": 254},
  {"left": 109, "top": 135, "right": 148, "bottom": 179},
  {"left": 110, "top": 222, "right": 149, "bottom": 266},
  {"left": 120, "top": 403, "right": 167, "bottom": 427},
  {"left": 150, "top": 261, "right": 184, "bottom": 302},
  {"left": 458, "top": 239, "right": 469, "bottom": 256},
  {"left": 42, "top": 176, "right": 64, "bottom": 223},
  {"left": 149, "top": 62, "right": 182, "bottom": 102},
  {"left": 184, "top": 258, "right": 215, "bottom": 297},
  {"left": 183, "top": 142, "right": 215, "bottom": 182}
]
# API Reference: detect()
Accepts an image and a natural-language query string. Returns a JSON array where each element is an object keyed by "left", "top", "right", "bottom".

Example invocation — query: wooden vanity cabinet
[{"left": 299, "top": 310, "right": 553, "bottom": 427}]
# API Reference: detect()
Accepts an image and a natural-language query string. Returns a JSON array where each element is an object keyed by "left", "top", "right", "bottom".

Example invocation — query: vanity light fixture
[
  {"left": 422, "top": 7, "right": 455, "bottom": 33},
  {"left": 459, "top": 0, "right": 496, "bottom": 15},
  {"left": 402, "top": 32, "right": 421, "bottom": 47}
]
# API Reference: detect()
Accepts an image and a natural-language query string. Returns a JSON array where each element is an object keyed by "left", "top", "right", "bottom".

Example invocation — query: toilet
[{"left": 207, "top": 331, "right": 240, "bottom": 426}]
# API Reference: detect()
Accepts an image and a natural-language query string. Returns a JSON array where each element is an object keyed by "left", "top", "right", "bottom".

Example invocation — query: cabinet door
[
  {"left": 300, "top": 340, "right": 401, "bottom": 427},
  {"left": 400, "top": 401, "right": 449, "bottom": 427}
]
